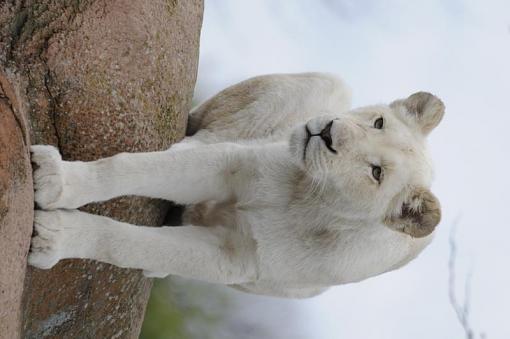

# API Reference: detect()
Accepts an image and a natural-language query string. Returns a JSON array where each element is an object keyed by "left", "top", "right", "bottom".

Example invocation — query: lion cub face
[{"left": 289, "top": 92, "right": 444, "bottom": 238}]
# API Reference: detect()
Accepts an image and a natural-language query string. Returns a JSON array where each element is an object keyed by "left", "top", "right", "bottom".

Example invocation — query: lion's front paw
[
  {"left": 31, "top": 145, "right": 66, "bottom": 210},
  {"left": 28, "top": 210, "right": 67, "bottom": 269}
]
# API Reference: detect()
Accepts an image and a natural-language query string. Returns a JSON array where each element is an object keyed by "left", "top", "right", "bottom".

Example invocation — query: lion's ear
[
  {"left": 391, "top": 92, "right": 445, "bottom": 135},
  {"left": 384, "top": 188, "right": 441, "bottom": 238}
]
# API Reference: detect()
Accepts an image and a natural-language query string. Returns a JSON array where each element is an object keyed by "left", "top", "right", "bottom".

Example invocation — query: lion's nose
[{"left": 320, "top": 120, "right": 337, "bottom": 154}]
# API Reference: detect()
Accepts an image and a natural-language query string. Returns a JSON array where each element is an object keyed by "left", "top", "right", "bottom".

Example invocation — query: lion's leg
[
  {"left": 31, "top": 142, "right": 246, "bottom": 210},
  {"left": 29, "top": 210, "right": 257, "bottom": 284}
]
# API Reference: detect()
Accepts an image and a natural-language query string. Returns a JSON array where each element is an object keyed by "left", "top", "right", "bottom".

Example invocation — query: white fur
[{"left": 29, "top": 73, "right": 443, "bottom": 298}]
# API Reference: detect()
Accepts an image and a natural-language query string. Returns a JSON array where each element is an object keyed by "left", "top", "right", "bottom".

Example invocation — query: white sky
[{"left": 195, "top": 1, "right": 510, "bottom": 338}]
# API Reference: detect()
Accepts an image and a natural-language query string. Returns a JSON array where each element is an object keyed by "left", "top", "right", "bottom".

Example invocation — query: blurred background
[{"left": 141, "top": 1, "right": 510, "bottom": 338}]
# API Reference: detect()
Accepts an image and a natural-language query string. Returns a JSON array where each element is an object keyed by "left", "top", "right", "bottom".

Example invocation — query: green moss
[
  {"left": 156, "top": 96, "right": 182, "bottom": 143},
  {"left": 165, "top": 0, "right": 178, "bottom": 15},
  {"left": 140, "top": 279, "right": 230, "bottom": 339},
  {"left": 139, "top": 280, "right": 190, "bottom": 339},
  {"left": 84, "top": 71, "right": 112, "bottom": 94},
  {"left": 65, "top": 0, "right": 84, "bottom": 11},
  {"left": 0, "top": 194, "right": 8, "bottom": 220}
]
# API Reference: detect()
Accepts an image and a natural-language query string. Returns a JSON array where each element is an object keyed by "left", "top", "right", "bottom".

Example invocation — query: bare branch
[{"left": 448, "top": 220, "right": 483, "bottom": 339}]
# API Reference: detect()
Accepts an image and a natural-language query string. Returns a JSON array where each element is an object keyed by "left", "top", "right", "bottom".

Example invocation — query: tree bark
[{"left": 0, "top": 1, "right": 203, "bottom": 338}]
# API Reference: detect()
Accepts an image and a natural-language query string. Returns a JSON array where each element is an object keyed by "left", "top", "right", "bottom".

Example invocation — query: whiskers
[
  {"left": 300, "top": 140, "right": 329, "bottom": 197},
  {"left": 304, "top": 167, "right": 328, "bottom": 198}
]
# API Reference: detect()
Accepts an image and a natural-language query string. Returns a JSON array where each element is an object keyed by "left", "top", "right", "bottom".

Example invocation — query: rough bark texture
[
  {"left": 0, "top": 70, "right": 33, "bottom": 339},
  {"left": 0, "top": 1, "right": 203, "bottom": 338}
]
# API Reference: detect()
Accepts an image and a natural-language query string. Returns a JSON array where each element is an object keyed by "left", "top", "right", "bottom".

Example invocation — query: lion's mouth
[{"left": 303, "top": 125, "right": 312, "bottom": 160}]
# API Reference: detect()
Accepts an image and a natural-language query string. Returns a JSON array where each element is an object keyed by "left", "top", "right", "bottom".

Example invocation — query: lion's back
[{"left": 187, "top": 72, "right": 352, "bottom": 144}]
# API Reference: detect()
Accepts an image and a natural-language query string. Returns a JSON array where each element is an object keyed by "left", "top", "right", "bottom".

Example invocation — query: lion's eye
[
  {"left": 374, "top": 117, "right": 384, "bottom": 129},
  {"left": 371, "top": 165, "right": 383, "bottom": 182}
]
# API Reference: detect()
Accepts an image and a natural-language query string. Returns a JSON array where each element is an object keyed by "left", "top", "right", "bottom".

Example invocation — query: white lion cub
[{"left": 29, "top": 73, "right": 443, "bottom": 298}]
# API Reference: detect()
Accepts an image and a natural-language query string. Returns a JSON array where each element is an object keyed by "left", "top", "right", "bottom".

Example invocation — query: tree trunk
[{"left": 0, "top": 1, "right": 203, "bottom": 338}]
